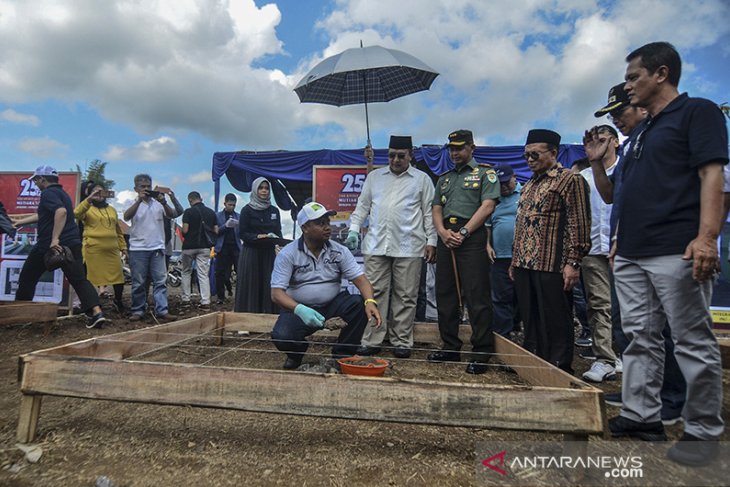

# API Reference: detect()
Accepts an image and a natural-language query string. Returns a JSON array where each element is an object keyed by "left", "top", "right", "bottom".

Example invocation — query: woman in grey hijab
[{"left": 234, "top": 177, "right": 282, "bottom": 313}]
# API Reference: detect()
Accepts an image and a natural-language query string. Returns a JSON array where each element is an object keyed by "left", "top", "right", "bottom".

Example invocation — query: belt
[{"left": 444, "top": 216, "right": 468, "bottom": 225}]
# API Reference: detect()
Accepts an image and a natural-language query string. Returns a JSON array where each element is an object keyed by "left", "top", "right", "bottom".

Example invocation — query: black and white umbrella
[{"left": 294, "top": 44, "right": 439, "bottom": 148}]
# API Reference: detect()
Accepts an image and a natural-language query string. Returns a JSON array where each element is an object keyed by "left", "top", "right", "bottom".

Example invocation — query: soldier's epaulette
[{"left": 477, "top": 163, "right": 495, "bottom": 169}]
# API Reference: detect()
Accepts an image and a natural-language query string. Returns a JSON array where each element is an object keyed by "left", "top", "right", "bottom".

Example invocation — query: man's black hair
[
  {"left": 626, "top": 41, "right": 681, "bottom": 87},
  {"left": 45, "top": 175, "right": 59, "bottom": 183},
  {"left": 188, "top": 191, "right": 201, "bottom": 201},
  {"left": 224, "top": 193, "right": 237, "bottom": 202},
  {"left": 571, "top": 157, "right": 590, "bottom": 171}
]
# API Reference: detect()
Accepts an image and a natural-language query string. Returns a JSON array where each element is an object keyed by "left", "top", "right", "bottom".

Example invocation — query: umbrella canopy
[{"left": 294, "top": 45, "right": 439, "bottom": 107}]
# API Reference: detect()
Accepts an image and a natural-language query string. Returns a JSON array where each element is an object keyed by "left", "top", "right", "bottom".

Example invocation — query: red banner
[
  {"left": 0, "top": 172, "right": 80, "bottom": 214},
  {"left": 312, "top": 165, "right": 374, "bottom": 218}
]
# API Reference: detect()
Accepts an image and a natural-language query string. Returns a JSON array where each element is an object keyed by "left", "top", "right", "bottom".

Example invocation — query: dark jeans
[
  {"left": 16, "top": 245, "right": 99, "bottom": 314},
  {"left": 215, "top": 246, "right": 239, "bottom": 300},
  {"left": 435, "top": 225, "right": 494, "bottom": 361},
  {"left": 271, "top": 291, "right": 367, "bottom": 360},
  {"left": 514, "top": 268, "right": 574, "bottom": 374},
  {"left": 491, "top": 258, "right": 520, "bottom": 337}
]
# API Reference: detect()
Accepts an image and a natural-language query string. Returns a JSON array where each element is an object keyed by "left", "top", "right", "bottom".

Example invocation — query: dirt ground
[{"left": 0, "top": 288, "right": 728, "bottom": 487}]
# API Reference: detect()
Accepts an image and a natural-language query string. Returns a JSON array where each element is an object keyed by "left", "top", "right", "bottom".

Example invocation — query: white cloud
[
  {"left": 301, "top": 0, "right": 730, "bottom": 144},
  {"left": 0, "top": 108, "right": 40, "bottom": 126},
  {"left": 113, "top": 189, "right": 138, "bottom": 212},
  {"left": 16, "top": 136, "right": 69, "bottom": 158},
  {"left": 104, "top": 136, "right": 180, "bottom": 162},
  {"left": 188, "top": 170, "right": 210, "bottom": 183},
  {"left": 0, "top": 0, "right": 297, "bottom": 147},
  {"left": 0, "top": 0, "right": 727, "bottom": 152}
]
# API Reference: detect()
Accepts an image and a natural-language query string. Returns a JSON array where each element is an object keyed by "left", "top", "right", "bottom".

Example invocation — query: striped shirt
[{"left": 512, "top": 165, "right": 591, "bottom": 273}]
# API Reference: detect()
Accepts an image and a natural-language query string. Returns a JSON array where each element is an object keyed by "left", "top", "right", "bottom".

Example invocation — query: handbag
[{"left": 44, "top": 245, "right": 74, "bottom": 271}]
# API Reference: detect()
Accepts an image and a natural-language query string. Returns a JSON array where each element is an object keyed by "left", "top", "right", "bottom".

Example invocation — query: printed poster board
[
  {"left": 312, "top": 165, "right": 384, "bottom": 295},
  {"left": 0, "top": 171, "right": 81, "bottom": 304}
]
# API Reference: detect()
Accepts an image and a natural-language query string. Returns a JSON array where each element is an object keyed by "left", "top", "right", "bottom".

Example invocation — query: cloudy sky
[{"left": 1, "top": 0, "right": 729, "bottom": 232}]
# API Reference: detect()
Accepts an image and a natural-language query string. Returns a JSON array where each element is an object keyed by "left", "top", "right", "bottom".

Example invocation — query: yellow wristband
[{"left": 364, "top": 298, "right": 377, "bottom": 306}]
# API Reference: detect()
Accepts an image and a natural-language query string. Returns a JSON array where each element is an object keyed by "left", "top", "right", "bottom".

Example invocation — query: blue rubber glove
[
  {"left": 344, "top": 230, "right": 360, "bottom": 250},
  {"left": 294, "top": 304, "right": 325, "bottom": 328}
]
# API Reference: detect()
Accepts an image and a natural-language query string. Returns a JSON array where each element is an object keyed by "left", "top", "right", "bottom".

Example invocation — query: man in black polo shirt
[
  {"left": 607, "top": 42, "right": 727, "bottom": 466},
  {"left": 181, "top": 191, "right": 218, "bottom": 309},
  {"left": 12, "top": 166, "right": 109, "bottom": 328}
]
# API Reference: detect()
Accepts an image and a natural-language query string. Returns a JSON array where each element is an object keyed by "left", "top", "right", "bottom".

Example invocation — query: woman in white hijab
[{"left": 234, "top": 177, "right": 282, "bottom": 313}]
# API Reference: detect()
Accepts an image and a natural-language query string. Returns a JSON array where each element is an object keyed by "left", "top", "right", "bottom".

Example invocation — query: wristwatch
[
  {"left": 568, "top": 261, "right": 581, "bottom": 269},
  {"left": 458, "top": 227, "right": 470, "bottom": 239}
]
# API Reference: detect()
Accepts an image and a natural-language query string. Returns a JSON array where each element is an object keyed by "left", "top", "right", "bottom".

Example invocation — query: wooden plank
[
  {"left": 0, "top": 301, "right": 56, "bottom": 326},
  {"left": 223, "top": 312, "right": 471, "bottom": 344},
  {"left": 494, "top": 334, "right": 593, "bottom": 390},
  {"left": 19, "top": 355, "right": 604, "bottom": 434},
  {"left": 22, "top": 314, "right": 221, "bottom": 360},
  {"left": 222, "top": 313, "right": 597, "bottom": 389},
  {"left": 17, "top": 394, "right": 42, "bottom": 443}
]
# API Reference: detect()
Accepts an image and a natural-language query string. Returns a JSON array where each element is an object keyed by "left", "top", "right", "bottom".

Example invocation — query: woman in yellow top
[{"left": 74, "top": 183, "right": 127, "bottom": 313}]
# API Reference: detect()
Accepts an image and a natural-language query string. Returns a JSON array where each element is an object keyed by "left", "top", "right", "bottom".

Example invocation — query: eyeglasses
[
  {"left": 388, "top": 152, "right": 408, "bottom": 160},
  {"left": 523, "top": 149, "right": 551, "bottom": 161}
]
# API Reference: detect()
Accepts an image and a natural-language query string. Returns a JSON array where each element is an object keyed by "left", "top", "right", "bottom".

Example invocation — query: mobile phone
[
  {"left": 153, "top": 186, "right": 172, "bottom": 194},
  {"left": 100, "top": 190, "right": 115, "bottom": 198},
  {"left": 147, "top": 190, "right": 161, "bottom": 198}
]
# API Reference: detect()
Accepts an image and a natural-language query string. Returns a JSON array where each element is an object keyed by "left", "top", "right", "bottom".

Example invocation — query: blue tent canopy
[{"left": 211, "top": 144, "right": 586, "bottom": 211}]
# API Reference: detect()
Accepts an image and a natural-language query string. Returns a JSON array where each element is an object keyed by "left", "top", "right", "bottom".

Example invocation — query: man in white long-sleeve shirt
[{"left": 345, "top": 135, "right": 437, "bottom": 358}]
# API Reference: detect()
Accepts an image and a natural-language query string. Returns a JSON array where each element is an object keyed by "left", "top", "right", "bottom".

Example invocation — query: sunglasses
[
  {"left": 388, "top": 152, "right": 408, "bottom": 160},
  {"left": 632, "top": 118, "right": 653, "bottom": 160},
  {"left": 523, "top": 149, "right": 551, "bottom": 161}
]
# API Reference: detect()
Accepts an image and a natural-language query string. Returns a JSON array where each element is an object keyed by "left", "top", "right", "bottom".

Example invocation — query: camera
[
  {"left": 99, "top": 190, "right": 115, "bottom": 198},
  {"left": 146, "top": 190, "right": 161, "bottom": 199}
]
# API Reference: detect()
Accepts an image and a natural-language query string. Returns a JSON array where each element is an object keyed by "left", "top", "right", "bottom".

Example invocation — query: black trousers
[
  {"left": 16, "top": 245, "right": 99, "bottom": 314},
  {"left": 435, "top": 224, "right": 494, "bottom": 361},
  {"left": 215, "top": 245, "right": 239, "bottom": 300},
  {"left": 513, "top": 267, "right": 574, "bottom": 373},
  {"left": 271, "top": 291, "right": 367, "bottom": 359}
]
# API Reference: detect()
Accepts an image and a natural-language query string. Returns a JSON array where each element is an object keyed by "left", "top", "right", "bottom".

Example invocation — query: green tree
[
  {"left": 74, "top": 159, "right": 115, "bottom": 189},
  {"left": 720, "top": 102, "right": 730, "bottom": 119}
]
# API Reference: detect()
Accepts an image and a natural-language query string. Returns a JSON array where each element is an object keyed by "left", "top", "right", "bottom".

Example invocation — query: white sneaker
[
  {"left": 582, "top": 361, "right": 616, "bottom": 383},
  {"left": 614, "top": 358, "right": 623, "bottom": 374}
]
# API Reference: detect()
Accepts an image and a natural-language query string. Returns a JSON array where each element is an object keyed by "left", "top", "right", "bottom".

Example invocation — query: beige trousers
[
  {"left": 361, "top": 255, "right": 422, "bottom": 348},
  {"left": 582, "top": 255, "right": 617, "bottom": 363}
]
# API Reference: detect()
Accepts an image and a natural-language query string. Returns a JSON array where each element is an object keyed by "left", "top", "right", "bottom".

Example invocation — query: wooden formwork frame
[
  {"left": 1, "top": 301, "right": 57, "bottom": 327},
  {"left": 17, "top": 312, "right": 607, "bottom": 444}
]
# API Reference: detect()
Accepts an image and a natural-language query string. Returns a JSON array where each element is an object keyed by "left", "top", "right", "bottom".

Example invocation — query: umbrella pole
[{"left": 362, "top": 70, "right": 373, "bottom": 173}]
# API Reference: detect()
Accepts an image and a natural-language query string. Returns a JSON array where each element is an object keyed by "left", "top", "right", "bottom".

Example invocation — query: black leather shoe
[
  {"left": 356, "top": 346, "right": 382, "bottom": 356},
  {"left": 609, "top": 415, "right": 666, "bottom": 441},
  {"left": 465, "top": 361, "right": 489, "bottom": 374},
  {"left": 393, "top": 347, "right": 411, "bottom": 358},
  {"left": 283, "top": 355, "right": 303, "bottom": 370},
  {"left": 667, "top": 433, "right": 719, "bottom": 466},
  {"left": 427, "top": 350, "right": 461, "bottom": 363}
]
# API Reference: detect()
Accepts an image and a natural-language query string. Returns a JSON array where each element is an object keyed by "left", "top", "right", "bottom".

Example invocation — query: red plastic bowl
[{"left": 337, "top": 356, "right": 390, "bottom": 377}]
